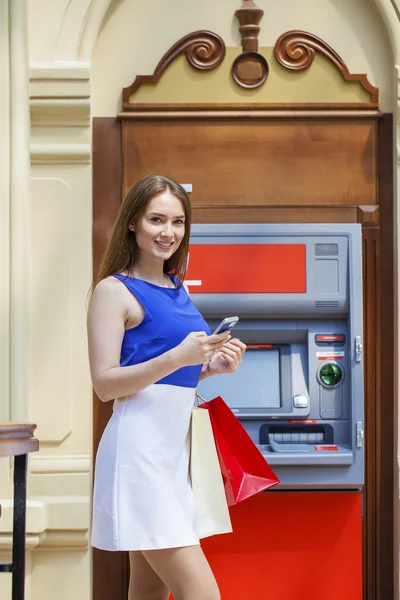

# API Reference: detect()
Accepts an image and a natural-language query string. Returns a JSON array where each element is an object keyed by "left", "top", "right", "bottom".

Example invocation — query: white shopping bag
[{"left": 190, "top": 406, "right": 233, "bottom": 539}]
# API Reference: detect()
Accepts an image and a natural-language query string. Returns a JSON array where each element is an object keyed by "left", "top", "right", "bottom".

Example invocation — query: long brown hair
[{"left": 91, "top": 174, "right": 191, "bottom": 295}]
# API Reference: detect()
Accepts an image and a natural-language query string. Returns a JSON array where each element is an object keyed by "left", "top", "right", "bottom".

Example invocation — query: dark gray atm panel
[{"left": 191, "top": 224, "right": 364, "bottom": 490}]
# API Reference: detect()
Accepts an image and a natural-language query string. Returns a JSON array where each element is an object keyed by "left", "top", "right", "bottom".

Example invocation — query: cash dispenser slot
[
  {"left": 259, "top": 423, "right": 353, "bottom": 465},
  {"left": 261, "top": 424, "right": 334, "bottom": 445}
]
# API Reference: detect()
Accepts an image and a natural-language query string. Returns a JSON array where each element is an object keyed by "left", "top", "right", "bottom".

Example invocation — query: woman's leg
[
  {"left": 142, "top": 545, "right": 220, "bottom": 600},
  {"left": 128, "top": 551, "right": 170, "bottom": 600}
]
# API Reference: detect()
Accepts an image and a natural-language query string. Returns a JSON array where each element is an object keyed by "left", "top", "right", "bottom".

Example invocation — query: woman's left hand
[{"left": 206, "top": 338, "right": 247, "bottom": 375}]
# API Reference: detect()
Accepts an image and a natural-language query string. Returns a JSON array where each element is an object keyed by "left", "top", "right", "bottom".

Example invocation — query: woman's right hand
[{"left": 174, "top": 331, "right": 231, "bottom": 367}]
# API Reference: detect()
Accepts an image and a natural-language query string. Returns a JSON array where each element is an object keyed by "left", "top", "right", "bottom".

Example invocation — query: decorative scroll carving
[
  {"left": 232, "top": 0, "right": 268, "bottom": 89},
  {"left": 274, "top": 30, "right": 379, "bottom": 104},
  {"left": 123, "top": 31, "right": 225, "bottom": 107}
]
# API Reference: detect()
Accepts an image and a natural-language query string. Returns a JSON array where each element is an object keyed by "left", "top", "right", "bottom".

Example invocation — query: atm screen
[{"left": 197, "top": 348, "right": 282, "bottom": 410}]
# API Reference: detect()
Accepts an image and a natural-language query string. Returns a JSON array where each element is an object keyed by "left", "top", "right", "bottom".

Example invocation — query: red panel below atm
[
  {"left": 186, "top": 244, "right": 307, "bottom": 293},
  {"left": 199, "top": 491, "right": 362, "bottom": 600}
]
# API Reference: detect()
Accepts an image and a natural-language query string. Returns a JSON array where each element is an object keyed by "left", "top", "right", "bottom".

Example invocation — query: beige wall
[{"left": 0, "top": 0, "right": 398, "bottom": 599}]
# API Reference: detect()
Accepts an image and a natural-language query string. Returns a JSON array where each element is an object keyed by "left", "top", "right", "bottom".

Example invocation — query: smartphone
[{"left": 213, "top": 316, "right": 239, "bottom": 335}]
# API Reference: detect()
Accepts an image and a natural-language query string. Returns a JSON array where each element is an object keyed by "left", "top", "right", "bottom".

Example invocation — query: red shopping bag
[{"left": 198, "top": 395, "right": 280, "bottom": 506}]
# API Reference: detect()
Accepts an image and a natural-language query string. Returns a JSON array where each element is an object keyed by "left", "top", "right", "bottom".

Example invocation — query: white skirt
[{"left": 91, "top": 384, "right": 199, "bottom": 551}]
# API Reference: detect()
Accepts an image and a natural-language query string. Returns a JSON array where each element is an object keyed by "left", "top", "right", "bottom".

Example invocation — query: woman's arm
[
  {"left": 198, "top": 361, "right": 212, "bottom": 382},
  {"left": 87, "top": 278, "right": 229, "bottom": 402}
]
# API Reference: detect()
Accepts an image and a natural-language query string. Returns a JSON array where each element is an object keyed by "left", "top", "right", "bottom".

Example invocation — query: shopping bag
[
  {"left": 197, "top": 395, "right": 280, "bottom": 506},
  {"left": 190, "top": 407, "right": 233, "bottom": 538}
]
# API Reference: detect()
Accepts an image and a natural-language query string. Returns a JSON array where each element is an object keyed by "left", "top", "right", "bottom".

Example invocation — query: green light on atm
[{"left": 319, "top": 363, "right": 343, "bottom": 386}]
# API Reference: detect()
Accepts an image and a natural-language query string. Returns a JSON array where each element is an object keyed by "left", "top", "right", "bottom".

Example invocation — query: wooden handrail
[{"left": 0, "top": 424, "right": 39, "bottom": 458}]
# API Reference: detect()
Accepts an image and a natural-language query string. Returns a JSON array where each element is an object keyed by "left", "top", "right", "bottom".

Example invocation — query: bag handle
[{"left": 194, "top": 390, "right": 207, "bottom": 406}]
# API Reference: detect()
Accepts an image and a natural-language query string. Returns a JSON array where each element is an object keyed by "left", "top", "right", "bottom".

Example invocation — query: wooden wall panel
[
  {"left": 93, "top": 118, "right": 123, "bottom": 281},
  {"left": 192, "top": 206, "right": 358, "bottom": 223},
  {"left": 92, "top": 118, "right": 123, "bottom": 450},
  {"left": 122, "top": 120, "right": 377, "bottom": 207}
]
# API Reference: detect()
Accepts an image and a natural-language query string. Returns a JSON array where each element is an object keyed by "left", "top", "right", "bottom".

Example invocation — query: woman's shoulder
[
  {"left": 96, "top": 274, "right": 120, "bottom": 289},
  {"left": 90, "top": 275, "right": 144, "bottom": 319},
  {"left": 92, "top": 275, "right": 126, "bottom": 302},
  {"left": 87, "top": 276, "right": 130, "bottom": 327}
]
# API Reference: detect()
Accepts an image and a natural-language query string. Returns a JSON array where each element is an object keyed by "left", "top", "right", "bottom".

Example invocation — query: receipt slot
[{"left": 188, "top": 224, "right": 363, "bottom": 600}]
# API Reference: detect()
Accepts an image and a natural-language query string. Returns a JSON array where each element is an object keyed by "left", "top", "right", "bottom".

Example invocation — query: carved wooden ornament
[
  {"left": 274, "top": 30, "right": 379, "bottom": 104},
  {"left": 120, "top": 23, "right": 380, "bottom": 112},
  {"left": 231, "top": 0, "right": 268, "bottom": 89},
  {"left": 122, "top": 31, "right": 226, "bottom": 108}
]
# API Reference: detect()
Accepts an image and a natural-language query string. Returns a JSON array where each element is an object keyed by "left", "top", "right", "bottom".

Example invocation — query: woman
[{"left": 88, "top": 174, "right": 246, "bottom": 600}]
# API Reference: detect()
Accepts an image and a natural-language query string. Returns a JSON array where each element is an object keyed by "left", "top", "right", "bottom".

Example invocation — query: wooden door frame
[
  {"left": 91, "top": 114, "right": 397, "bottom": 600},
  {"left": 92, "top": 118, "right": 129, "bottom": 600},
  {"left": 373, "top": 114, "right": 397, "bottom": 599}
]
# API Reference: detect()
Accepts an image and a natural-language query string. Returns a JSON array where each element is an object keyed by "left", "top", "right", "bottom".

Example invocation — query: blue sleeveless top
[{"left": 113, "top": 274, "right": 211, "bottom": 388}]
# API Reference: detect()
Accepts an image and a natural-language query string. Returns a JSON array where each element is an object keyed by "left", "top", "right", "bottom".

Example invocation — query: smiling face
[{"left": 132, "top": 191, "right": 186, "bottom": 265}]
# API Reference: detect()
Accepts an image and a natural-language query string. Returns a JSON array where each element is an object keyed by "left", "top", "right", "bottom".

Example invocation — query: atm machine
[{"left": 188, "top": 224, "right": 364, "bottom": 600}]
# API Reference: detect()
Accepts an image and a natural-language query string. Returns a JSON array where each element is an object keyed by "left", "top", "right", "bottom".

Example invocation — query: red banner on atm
[{"left": 186, "top": 244, "right": 306, "bottom": 293}]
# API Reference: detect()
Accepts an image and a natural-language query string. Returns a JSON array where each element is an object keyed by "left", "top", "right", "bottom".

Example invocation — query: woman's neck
[{"left": 129, "top": 260, "right": 168, "bottom": 286}]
